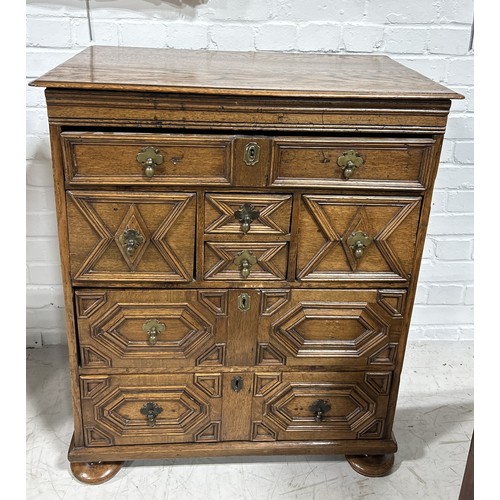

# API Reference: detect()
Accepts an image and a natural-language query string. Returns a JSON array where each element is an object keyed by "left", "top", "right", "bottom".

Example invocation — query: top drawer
[
  {"left": 61, "top": 132, "right": 234, "bottom": 186},
  {"left": 270, "top": 137, "right": 435, "bottom": 190}
]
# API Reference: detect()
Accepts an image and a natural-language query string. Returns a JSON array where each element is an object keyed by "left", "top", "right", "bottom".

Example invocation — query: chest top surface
[{"left": 31, "top": 45, "right": 461, "bottom": 100}]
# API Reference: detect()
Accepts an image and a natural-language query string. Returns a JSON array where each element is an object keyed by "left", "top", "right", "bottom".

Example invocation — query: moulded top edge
[{"left": 29, "top": 46, "right": 464, "bottom": 101}]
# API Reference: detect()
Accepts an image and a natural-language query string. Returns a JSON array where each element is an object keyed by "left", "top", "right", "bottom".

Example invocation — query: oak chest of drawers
[{"left": 31, "top": 46, "right": 461, "bottom": 484}]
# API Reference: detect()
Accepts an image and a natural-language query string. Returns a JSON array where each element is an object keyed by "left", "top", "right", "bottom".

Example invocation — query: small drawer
[
  {"left": 61, "top": 132, "right": 233, "bottom": 186},
  {"left": 76, "top": 289, "right": 228, "bottom": 370},
  {"left": 251, "top": 371, "right": 391, "bottom": 442},
  {"left": 204, "top": 242, "right": 289, "bottom": 281},
  {"left": 270, "top": 137, "right": 434, "bottom": 190},
  {"left": 66, "top": 191, "right": 196, "bottom": 284},
  {"left": 296, "top": 195, "right": 421, "bottom": 282},
  {"left": 205, "top": 193, "right": 293, "bottom": 235},
  {"left": 80, "top": 373, "right": 222, "bottom": 446}
]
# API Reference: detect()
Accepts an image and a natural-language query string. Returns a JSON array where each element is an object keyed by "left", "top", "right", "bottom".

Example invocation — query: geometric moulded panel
[
  {"left": 67, "top": 191, "right": 196, "bottom": 283},
  {"left": 79, "top": 374, "right": 220, "bottom": 447},
  {"left": 296, "top": 195, "right": 421, "bottom": 282},
  {"left": 264, "top": 382, "right": 375, "bottom": 433},
  {"left": 91, "top": 303, "right": 213, "bottom": 360},
  {"left": 76, "top": 289, "right": 224, "bottom": 370},
  {"left": 272, "top": 301, "right": 390, "bottom": 358}
]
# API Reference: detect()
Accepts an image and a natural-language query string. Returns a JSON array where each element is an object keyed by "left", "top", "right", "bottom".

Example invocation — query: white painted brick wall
[{"left": 26, "top": 0, "right": 474, "bottom": 345}]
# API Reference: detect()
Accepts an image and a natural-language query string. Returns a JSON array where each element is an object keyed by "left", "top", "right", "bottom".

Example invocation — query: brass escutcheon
[
  {"left": 238, "top": 293, "right": 251, "bottom": 312},
  {"left": 337, "top": 150, "right": 364, "bottom": 179},
  {"left": 234, "top": 250, "right": 257, "bottom": 279},
  {"left": 136, "top": 146, "right": 164, "bottom": 178},
  {"left": 119, "top": 228, "right": 144, "bottom": 256},
  {"left": 309, "top": 399, "right": 331, "bottom": 422},
  {"left": 142, "top": 319, "right": 166, "bottom": 345},
  {"left": 234, "top": 204, "right": 260, "bottom": 234},
  {"left": 243, "top": 142, "right": 261, "bottom": 166},
  {"left": 347, "top": 231, "right": 372, "bottom": 259},
  {"left": 140, "top": 402, "right": 163, "bottom": 427}
]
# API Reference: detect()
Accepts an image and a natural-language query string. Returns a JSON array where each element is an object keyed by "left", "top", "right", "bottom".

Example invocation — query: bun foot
[
  {"left": 345, "top": 453, "right": 395, "bottom": 477},
  {"left": 70, "top": 461, "right": 123, "bottom": 484}
]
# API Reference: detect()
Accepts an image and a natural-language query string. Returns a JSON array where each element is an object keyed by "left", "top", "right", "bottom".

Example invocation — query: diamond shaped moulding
[
  {"left": 114, "top": 204, "right": 151, "bottom": 270},
  {"left": 341, "top": 206, "right": 372, "bottom": 272}
]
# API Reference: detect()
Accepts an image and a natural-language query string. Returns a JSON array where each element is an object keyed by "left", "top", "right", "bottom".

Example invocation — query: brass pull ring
[
  {"left": 234, "top": 204, "right": 260, "bottom": 234},
  {"left": 136, "top": 146, "right": 164, "bottom": 178},
  {"left": 337, "top": 150, "right": 364, "bottom": 180}
]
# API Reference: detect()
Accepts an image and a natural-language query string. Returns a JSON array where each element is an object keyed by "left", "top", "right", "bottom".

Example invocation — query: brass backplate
[
  {"left": 337, "top": 150, "right": 364, "bottom": 169},
  {"left": 136, "top": 146, "right": 164, "bottom": 167}
]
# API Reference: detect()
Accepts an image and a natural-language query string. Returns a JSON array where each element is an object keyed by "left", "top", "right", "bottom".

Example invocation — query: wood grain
[
  {"left": 61, "top": 131, "right": 233, "bottom": 186},
  {"left": 31, "top": 46, "right": 462, "bottom": 100}
]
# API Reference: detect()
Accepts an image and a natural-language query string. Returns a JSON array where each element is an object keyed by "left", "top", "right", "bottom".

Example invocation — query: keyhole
[
  {"left": 238, "top": 293, "right": 250, "bottom": 311},
  {"left": 231, "top": 376, "right": 243, "bottom": 392},
  {"left": 249, "top": 147, "right": 255, "bottom": 160}
]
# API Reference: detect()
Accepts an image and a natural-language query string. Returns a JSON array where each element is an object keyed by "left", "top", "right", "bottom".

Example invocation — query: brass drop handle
[
  {"left": 136, "top": 146, "right": 164, "bottom": 178},
  {"left": 234, "top": 204, "right": 260, "bottom": 234},
  {"left": 337, "top": 150, "right": 364, "bottom": 179},
  {"left": 119, "top": 228, "right": 144, "bottom": 256},
  {"left": 347, "top": 231, "right": 372, "bottom": 259},
  {"left": 142, "top": 319, "right": 166, "bottom": 345},
  {"left": 234, "top": 250, "right": 257, "bottom": 279},
  {"left": 310, "top": 399, "right": 331, "bottom": 423},
  {"left": 140, "top": 402, "right": 163, "bottom": 427}
]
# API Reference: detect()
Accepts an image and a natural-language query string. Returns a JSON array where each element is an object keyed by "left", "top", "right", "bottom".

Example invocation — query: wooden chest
[{"left": 31, "top": 46, "right": 461, "bottom": 484}]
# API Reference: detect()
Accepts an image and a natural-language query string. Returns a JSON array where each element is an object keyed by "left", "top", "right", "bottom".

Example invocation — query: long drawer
[
  {"left": 76, "top": 288, "right": 404, "bottom": 370},
  {"left": 61, "top": 131, "right": 434, "bottom": 191},
  {"left": 80, "top": 370, "right": 392, "bottom": 446}
]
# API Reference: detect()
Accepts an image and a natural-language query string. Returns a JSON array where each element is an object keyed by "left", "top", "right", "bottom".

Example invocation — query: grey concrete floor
[{"left": 26, "top": 341, "right": 473, "bottom": 499}]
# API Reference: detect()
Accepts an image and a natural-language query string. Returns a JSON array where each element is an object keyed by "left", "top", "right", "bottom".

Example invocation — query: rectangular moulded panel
[
  {"left": 270, "top": 137, "right": 434, "bottom": 190},
  {"left": 61, "top": 132, "right": 233, "bottom": 186}
]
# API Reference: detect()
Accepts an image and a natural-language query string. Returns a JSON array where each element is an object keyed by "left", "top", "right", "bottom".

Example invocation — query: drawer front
[
  {"left": 297, "top": 195, "right": 421, "bottom": 282},
  {"left": 205, "top": 193, "right": 293, "bottom": 235},
  {"left": 251, "top": 371, "right": 391, "bottom": 442},
  {"left": 62, "top": 132, "right": 233, "bottom": 186},
  {"left": 204, "top": 242, "right": 289, "bottom": 281},
  {"left": 255, "top": 288, "right": 404, "bottom": 369},
  {"left": 66, "top": 191, "right": 196, "bottom": 283},
  {"left": 80, "top": 373, "right": 222, "bottom": 446},
  {"left": 270, "top": 137, "right": 434, "bottom": 189},
  {"left": 76, "top": 289, "right": 228, "bottom": 370}
]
